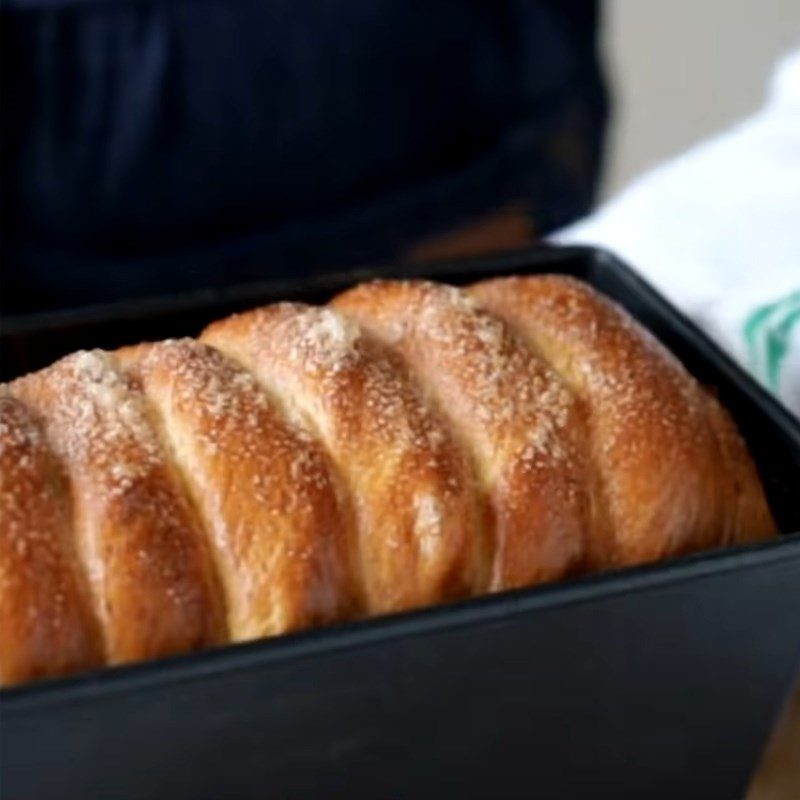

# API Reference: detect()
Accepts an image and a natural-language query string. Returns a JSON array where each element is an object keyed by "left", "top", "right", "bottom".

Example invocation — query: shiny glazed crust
[
  {"left": 0, "top": 276, "right": 776, "bottom": 685},
  {"left": 0, "top": 394, "right": 103, "bottom": 683},
  {"left": 332, "top": 282, "right": 591, "bottom": 588},
  {"left": 202, "top": 304, "right": 486, "bottom": 612},
  {"left": 469, "top": 275, "right": 776, "bottom": 565},
  {"left": 118, "top": 339, "right": 357, "bottom": 639},
  {"left": 9, "top": 352, "right": 226, "bottom": 665}
]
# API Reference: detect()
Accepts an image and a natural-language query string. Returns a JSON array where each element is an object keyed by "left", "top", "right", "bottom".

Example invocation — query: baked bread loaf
[{"left": 0, "top": 276, "right": 776, "bottom": 685}]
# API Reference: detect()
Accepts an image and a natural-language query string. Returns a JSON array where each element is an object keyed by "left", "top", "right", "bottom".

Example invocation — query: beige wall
[{"left": 602, "top": 1, "right": 800, "bottom": 196}]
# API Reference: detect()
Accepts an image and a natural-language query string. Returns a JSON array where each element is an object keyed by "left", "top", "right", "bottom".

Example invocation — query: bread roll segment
[
  {"left": 470, "top": 275, "right": 776, "bottom": 565},
  {"left": 119, "top": 339, "right": 356, "bottom": 640},
  {"left": 701, "top": 395, "right": 777, "bottom": 546},
  {"left": 0, "top": 394, "right": 103, "bottom": 684},
  {"left": 332, "top": 281, "right": 591, "bottom": 589},
  {"left": 202, "top": 304, "right": 486, "bottom": 613},
  {"left": 10, "top": 351, "right": 226, "bottom": 665}
]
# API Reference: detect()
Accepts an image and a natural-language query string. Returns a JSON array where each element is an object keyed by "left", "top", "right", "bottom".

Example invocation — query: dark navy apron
[{"left": 0, "top": 0, "right": 607, "bottom": 312}]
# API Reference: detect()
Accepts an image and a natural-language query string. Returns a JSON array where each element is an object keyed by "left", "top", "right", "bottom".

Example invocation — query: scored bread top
[
  {"left": 0, "top": 275, "right": 776, "bottom": 685},
  {"left": 9, "top": 350, "right": 226, "bottom": 663},
  {"left": 119, "top": 338, "right": 357, "bottom": 639},
  {"left": 470, "top": 274, "right": 776, "bottom": 564},
  {"left": 203, "top": 303, "right": 487, "bottom": 612},
  {"left": 333, "top": 280, "right": 591, "bottom": 588}
]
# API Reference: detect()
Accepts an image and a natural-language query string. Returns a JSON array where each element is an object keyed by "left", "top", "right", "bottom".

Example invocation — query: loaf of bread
[{"left": 0, "top": 276, "right": 776, "bottom": 685}]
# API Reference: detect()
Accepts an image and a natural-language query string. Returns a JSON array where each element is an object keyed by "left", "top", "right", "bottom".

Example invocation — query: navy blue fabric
[{"left": 1, "top": 0, "right": 607, "bottom": 312}]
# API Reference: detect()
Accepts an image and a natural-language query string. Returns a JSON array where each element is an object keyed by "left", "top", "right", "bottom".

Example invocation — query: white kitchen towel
[{"left": 554, "top": 48, "right": 800, "bottom": 417}]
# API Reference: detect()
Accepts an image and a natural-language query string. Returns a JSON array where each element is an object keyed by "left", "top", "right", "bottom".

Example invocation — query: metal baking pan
[{"left": 1, "top": 245, "right": 799, "bottom": 800}]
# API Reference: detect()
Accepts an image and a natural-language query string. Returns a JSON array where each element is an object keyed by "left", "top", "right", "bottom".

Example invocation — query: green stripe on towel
[{"left": 744, "top": 290, "right": 800, "bottom": 391}]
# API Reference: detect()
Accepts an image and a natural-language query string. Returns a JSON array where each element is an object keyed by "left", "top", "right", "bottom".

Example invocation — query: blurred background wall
[{"left": 604, "top": 0, "right": 800, "bottom": 196}]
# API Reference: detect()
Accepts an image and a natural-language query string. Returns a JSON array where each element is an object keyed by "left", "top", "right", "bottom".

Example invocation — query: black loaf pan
[{"left": 1, "top": 246, "right": 799, "bottom": 800}]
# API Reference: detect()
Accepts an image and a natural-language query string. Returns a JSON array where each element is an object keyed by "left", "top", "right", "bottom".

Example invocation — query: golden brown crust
[
  {"left": 703, "top": 397, "right": 777, "bottom": 545},
  {"left": 0, "top": 274, "right": 775, "bottom": 684},
  {"left": 0, "top": 394, "right": 104, "bottom": 685},
  {"left": 470, "top": 275, "right": 776, "bottom": 566},
  {"left": 118, "top": 339, "right": 357, "bottom": 639},
  {"left": 9, "top": 351, "right": 226, "bottom": 664},
  {"left": 332, "top": 281, "right": 589, "bottom": 589},
  {"left": 202, "top": 304, "right": 485, "bottom": 611}
]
